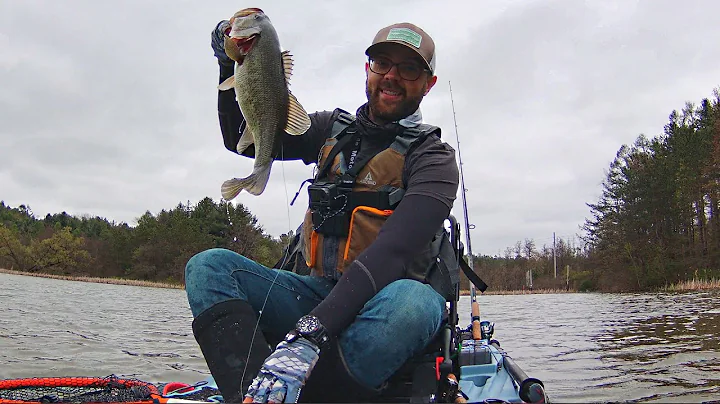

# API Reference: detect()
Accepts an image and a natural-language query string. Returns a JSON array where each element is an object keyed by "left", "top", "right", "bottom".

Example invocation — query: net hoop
[{"left": 0, "top": 376, "right": 162, "bottom": 404}]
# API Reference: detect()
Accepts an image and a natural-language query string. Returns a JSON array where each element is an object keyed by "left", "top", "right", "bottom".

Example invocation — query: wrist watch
[{"left": 285, "top": 315, "right": 329, "bottom": 348}]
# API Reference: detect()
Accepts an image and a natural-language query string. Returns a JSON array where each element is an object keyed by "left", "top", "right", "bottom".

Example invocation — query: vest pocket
[
  {"left": 309, "top": 230, "right": 319, "bottom": 268},
  {"left": 342, "top": 206, "right": 393, "bottom": 267},
  {"left": 302, "top": 212, "right": 318, "bottom": 269}
]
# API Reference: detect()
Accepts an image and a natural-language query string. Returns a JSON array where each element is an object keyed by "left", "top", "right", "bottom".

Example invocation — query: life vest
[{"left": 299, "top": 110, "right": 460, "bottom": 299}]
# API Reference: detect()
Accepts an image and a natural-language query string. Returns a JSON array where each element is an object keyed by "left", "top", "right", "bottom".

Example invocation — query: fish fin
[
  {"left": 284, "top": 90, "right": 311, "bottom": 135},
  {"left": 221, "top": 164, "right": 273, "bottom": 199},
  {"left": 280, "top": 50, "right": 309, "bottom": 135},
  {"left": 236, "top": 124, "right": 255, "bottom": 153},
  {"left": 218, "top": 75, "right": 235, "bottom": 91},
  {"left": 281, "top": 50, "right": 294, "bottom": 84}
]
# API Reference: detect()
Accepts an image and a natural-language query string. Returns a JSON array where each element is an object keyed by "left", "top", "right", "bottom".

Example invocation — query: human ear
[{"left": 424, "top": 75, "right": 438, "bottom": 95}]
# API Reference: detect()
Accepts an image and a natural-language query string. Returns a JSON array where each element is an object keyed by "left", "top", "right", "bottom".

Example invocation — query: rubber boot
[{"left": 191, "top": 299, "right": 272, "bottom": 403}]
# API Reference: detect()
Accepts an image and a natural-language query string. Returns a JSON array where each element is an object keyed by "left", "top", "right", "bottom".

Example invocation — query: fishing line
[
  {"left": 280, "top": 143, "right": 293, "bottom": 227},
  {"left": 240, "top": 142, "right": 295, "bottom": 391}
]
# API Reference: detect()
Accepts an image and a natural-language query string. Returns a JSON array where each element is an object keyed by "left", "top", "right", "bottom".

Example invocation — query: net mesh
[{"left": 0, "top": 375, "right": 160, "bottom": 404}]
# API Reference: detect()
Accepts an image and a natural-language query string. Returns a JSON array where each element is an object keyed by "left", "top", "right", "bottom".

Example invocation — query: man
[{"left": 185, "top": 19, "right": 460, "bottom": 403}]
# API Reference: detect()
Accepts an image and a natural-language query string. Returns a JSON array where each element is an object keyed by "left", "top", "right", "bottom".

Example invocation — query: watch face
[{"left": 297, "top": 315, "right": 320, "bottom": 335}]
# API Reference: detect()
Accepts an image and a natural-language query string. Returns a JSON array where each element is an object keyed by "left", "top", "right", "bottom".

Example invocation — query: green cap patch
[{"left": 386, "top": 28, "right": 422, "bottom": 48}]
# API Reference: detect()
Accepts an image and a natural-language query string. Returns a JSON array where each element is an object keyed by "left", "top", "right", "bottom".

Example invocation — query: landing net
[{"left": 0, "top": 375, "right": 159, "bottom": 404}]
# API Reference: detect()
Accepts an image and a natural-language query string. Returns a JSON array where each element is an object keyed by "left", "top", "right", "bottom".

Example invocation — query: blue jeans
[{"left": 185, "top": 248, "right": 446, "bottom": 390}]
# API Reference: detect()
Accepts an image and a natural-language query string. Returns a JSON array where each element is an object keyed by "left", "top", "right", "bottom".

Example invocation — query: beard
[{"left": 366, "top": 80, "right": 426, "bottom": 124}]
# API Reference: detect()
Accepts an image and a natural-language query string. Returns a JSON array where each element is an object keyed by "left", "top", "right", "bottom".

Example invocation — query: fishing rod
[
  {"left": 449, "top": 82, "right": 548, "bottom": 403},
  {"left": 448, "top": 81, "right": 482, "bottom": 340}
]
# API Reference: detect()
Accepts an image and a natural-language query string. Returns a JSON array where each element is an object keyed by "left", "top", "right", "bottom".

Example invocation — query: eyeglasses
[{"left": 368, "top": 56, "right": 430, "bottom": 81}]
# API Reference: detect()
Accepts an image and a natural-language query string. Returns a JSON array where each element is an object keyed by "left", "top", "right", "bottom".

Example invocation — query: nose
[{"left": 383, "top": 64, "right": 401, "bottom": 80}]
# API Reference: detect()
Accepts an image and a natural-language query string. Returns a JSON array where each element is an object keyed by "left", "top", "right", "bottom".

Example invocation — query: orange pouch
[
  {"left": 307, "top": 230, "right": 319, "bottom": 268},
  {"left": 343, "top": 206, "right": 393, "bottom": 266}
]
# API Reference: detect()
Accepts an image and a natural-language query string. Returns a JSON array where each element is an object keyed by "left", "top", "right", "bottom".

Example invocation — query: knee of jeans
[
  {"left": 185, "top": 248, "right": 238, "bottom": 291},
  {"left": 186, "top": 248, "right": 220, "bottom": 279},
  {"left": 384, "top": 279, "right": 445, "bottom": 335}
]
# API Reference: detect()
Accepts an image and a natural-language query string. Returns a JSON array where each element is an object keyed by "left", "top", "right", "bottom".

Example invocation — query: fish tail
[{"left": 221, "top": 164, "right": 272, "bottom": 199}]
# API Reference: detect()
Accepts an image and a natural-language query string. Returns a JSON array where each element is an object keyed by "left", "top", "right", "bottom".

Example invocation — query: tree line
[
  {"left": 471, "top": 87, "right": 720, "bottom": 292},
  {"left": 466, "top": 236, "right": 588, "bottom": 292},
  {"left": 579, "top": 88, "right": 720, "bottom": 291},
  {"left": 2, "top": 87, "right": 719, "bottom": 292},
  {"left": 0, "top": 195, "right": 580, "bottom": 291},
  {"left": 0, "top": 198, "right": 289, "bottom": 284}
]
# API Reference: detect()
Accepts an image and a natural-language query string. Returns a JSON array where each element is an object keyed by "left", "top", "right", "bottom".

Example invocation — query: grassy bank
[
  {"left": 660, "top": 278, "right": 720, "bottom": 292},
  {"left": 0, "top": 268, "right": 184, "bottom": 290},
  {"left": 460, "top": 288, "right": 576, "bottom": 295}
]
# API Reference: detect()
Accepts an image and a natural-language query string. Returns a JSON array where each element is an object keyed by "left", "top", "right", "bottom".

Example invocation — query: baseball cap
[{"left": 365, "top": 22, "right": 436, "bottom": 74}]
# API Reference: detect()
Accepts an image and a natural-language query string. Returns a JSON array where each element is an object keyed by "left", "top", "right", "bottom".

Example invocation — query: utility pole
[
  {"left": 553, "top": 232, "right": 557, "bottom": 279},
  {"left": 530, "top": 268, "right": 533, "bottom": 291},
  {"left": 526, "top": 269, "right": 533, "bottom": 291},
  {"left": 566, "top": 264, "right": 570, "bottom": 291}
]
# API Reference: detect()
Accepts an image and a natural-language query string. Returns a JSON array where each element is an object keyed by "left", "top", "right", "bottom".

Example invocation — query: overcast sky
[{"left": 1, "top": 0, "right": 718, "bottom": 256}]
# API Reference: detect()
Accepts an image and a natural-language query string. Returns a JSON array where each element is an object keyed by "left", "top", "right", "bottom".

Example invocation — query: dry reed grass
[
  {"left": 0, "top": 268, "right": 184, "bottom": 289},
  {"left": 661, "top": 278, "right": 720, "bottom": 292},
  {"left": 460, "top": 288, "right": 575, "bottom": 295}
]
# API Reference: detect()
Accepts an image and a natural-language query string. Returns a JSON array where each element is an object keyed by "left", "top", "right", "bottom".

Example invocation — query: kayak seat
[{"left": 373, "top": 322, "right": 451, "bottom": 403}]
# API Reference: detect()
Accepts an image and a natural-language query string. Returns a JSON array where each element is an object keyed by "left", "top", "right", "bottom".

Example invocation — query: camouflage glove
[
  {"left": 211, "top": 20, "right": 233, "bottom": 66},
  {"left": 244, "top": 337, "right": 320, "bottom": 403}
]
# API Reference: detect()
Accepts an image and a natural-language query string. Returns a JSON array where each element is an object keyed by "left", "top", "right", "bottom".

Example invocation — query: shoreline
[
  {"left": 0, "top": 268, "right": 574, "bottom": 294},
  {"left": 0, "top": 268, "right": 184, "bottom": 290},
  {"left": 2, "top": 269, "right": 717, "bottom": 294},
  {"left": 0, "top": 268, "right": 570, "bottom": 294}
]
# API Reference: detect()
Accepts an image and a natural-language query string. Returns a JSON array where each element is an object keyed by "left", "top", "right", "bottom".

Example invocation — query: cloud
[{"left": 1, "top": 0, "right": 718, "bottom": 255}]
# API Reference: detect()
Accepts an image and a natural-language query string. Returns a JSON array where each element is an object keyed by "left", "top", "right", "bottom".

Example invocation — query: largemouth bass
[{"left": 218, "top": 8, "right": 311, "bottom": 199}]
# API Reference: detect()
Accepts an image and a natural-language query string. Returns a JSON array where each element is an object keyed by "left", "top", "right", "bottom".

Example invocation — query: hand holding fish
[{"left": 211, "top": 20, "right": 233, "bottom": 66}]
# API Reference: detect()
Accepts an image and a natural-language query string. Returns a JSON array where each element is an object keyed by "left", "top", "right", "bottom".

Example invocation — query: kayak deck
[{"left": 457, "top": 339, "right": 525, "bottom": 403}]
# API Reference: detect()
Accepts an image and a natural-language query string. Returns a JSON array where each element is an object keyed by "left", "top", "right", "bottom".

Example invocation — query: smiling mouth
[{"left": 380, "top": 88, "right": 403, "bottom": 97}]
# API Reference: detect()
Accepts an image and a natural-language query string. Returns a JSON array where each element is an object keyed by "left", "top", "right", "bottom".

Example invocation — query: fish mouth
[
  {"left": 232, "top": 34, "right": 259, "bottom": 55},
  {"left": 227, "top": 23, "right": 262, "bottom": 57},
  {"left": 224, "top": 33, "right": 259, "bottom": 63}
]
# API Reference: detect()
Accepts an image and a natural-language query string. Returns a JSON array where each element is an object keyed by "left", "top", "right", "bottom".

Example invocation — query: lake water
[{"left": 1, "top": 272, "right": 719, "bottom": 402}]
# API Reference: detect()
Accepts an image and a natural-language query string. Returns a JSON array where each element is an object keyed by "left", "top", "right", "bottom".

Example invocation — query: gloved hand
[
  {"left": 243, "top": 337, "right": 320, "bottom": 403},
  {"left": 211, "top": 20, "right": 233, "bottom": 66}
]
